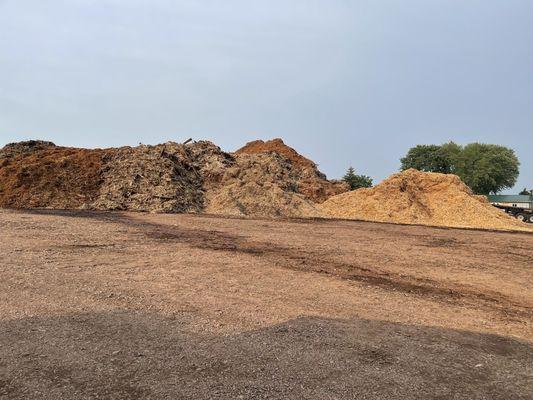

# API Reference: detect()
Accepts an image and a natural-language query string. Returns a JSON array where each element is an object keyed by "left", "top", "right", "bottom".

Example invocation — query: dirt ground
[{"left": 0, "top": 209, "right": 532, "bottom": 399}]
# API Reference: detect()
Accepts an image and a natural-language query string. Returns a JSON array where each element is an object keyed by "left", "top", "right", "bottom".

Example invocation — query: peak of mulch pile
[
  {"left": 0, "top": 138, "right": 347, "bottom": 217},
  {"left": 319, "top": 169, "right": 530, "bottom": 231},
  {"left": 0, "top": 140, "right": 56, "bottom": 159},
  {"left": 236, "top": 138, "right": 319, "bottom": 173},
  {"left": 234, "top": 138, "right": 348, "bottom": 203}
]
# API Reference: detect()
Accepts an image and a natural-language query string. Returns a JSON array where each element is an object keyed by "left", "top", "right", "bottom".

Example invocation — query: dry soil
[{"left": 0, "top": 209, "right": 532, "bottom": 399}]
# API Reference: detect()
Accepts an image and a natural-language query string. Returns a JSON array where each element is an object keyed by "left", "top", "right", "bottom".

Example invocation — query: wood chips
[{"left": 319, "top": 169, "right": 531, "bottom": 231}]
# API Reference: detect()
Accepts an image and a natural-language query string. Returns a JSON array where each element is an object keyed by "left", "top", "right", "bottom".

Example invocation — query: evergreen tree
[{"left": 343, "top": 167, "right": 373, "bottom": 190}]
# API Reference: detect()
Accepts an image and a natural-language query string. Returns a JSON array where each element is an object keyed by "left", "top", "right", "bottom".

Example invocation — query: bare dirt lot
[{"left": 1, "top": 209, "right": 532, "bottom": 399}]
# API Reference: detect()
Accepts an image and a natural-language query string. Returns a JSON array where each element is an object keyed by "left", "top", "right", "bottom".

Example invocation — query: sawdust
[{"left": 319, "top": 169, "right": 531, "bottom": 231}]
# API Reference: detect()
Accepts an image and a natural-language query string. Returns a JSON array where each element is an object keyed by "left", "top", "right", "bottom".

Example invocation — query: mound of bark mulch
[
  {"left": 0, "top": 139, "right": 346, "bottom": 217},
  {"left": 0, "top": 142, "right": 104, "bottom": 209},
  {"left": 319, "top": 169, "right": 531, "bottom": 231},
  {"left": 93, "top": 142, "right": 214, "bottom": 213}
]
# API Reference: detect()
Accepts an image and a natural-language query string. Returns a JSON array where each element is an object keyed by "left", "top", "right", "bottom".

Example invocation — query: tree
[
  {"left": 343, "top": 167, "right": 373, "bottom": 190},
  {"left": 519, "top": 188, "right": 531, "bottom": 195},
  {"left": 400, "top": 144, "right": 456, "bottom": 173},
  {"left": 439, "top": 141, "right": 462, "bottom": 172},
  {"left": 454, "top": 143, "right": 519, "bottom": 195},
  {"left": 400, "top": 142, "right": 520, "bottom": 195}
]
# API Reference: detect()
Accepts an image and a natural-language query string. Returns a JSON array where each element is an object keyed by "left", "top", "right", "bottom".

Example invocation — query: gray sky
[{"left": 1, "top": 0, "right": 532, "bottom": 191}]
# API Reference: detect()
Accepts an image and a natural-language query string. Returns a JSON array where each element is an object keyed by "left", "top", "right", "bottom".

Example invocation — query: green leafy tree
[
  {"left": 454, "top": 143, "right": 519, "bottom": 195},
  {"left": 519, "top": 188, "right": 531, "bottom": 195},
  {"left": 400, "top": 144, "right": 455, "bottom": 173},
  {"left": 439, "top": 141, "right": 462, "bottom": 172},
  {"left": 343, "top": 167, "right": 373, "bottom": 190},
  {"left": 400, "top": 142, "right": 520, "bottom": 195}
]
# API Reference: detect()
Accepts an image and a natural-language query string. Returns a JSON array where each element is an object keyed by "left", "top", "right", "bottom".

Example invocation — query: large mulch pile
[
  {"left": 319, "top": 169, "right": 530, "bottom": 231},
  {"left": 0, "top": 139, "right": 345, "bottom": 218},
  {"left": 201, "top": 138, "right": 349, "bottom": 217},
  {"left": 0, "top": 141, "right": 104, "bottom": 209},
  {"left": 91, "top": 141, "right": 227, "bottom": 213}
]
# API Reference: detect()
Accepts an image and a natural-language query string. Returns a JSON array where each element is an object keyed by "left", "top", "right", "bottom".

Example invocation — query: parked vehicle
[{"left": 488, "top": 194, "right": 533, "bottom": 223}]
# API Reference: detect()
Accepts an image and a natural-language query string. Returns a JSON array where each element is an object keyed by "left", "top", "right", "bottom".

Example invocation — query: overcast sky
[{"left": 1, "top": 0, "right": 531, "bottom": 191}]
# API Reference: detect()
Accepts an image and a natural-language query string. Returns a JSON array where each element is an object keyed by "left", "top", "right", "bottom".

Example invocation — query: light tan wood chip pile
[{"left": 319, "top": 169, "right": 531, "bottom": 231}]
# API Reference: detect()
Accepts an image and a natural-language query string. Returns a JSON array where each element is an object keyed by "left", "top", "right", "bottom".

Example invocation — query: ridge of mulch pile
[{"left": 236, "top": 138, "right": 319, "bottom": 173}]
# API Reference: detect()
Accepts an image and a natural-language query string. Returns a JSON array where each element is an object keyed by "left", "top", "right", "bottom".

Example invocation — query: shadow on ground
[{"left": 1, "top": 311, "right": 531, "bottom": 399}]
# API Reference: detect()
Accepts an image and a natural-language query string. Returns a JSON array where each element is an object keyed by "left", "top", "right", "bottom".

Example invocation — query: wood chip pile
[
  {"left": 0, "top": 139, "right": 346, "bottom": 218},
  {"left": 235, "top": 139, "right": 348, "bottom": 203},
  {"left": 0, "top": 141, "right": 105, "bottom": 209},
  {"left": 319, "top": 169, "right": 531, "bottom": 231},
  {"left": 1, "top": 140, "right": 529, "bottom": 231}
]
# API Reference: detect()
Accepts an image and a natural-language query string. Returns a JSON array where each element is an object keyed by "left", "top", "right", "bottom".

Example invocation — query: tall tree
[
  {"left": 343, "top": 167, "right": 373, "bottom": 190},
  {"left": 400, "top": 144, "right": 453, "bottom": 173},
  {"left": 454, "top": 143, "right": 519, "bottom": 194},
  {"left": 400, "top": 142, "right": 520, "bottom": 194}
]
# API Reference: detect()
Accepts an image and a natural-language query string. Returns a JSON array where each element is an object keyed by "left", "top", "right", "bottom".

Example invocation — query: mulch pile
[
  {"left": 0, "top": 139, "right": 346, "bottom": 218},
  {"left": 204, "top": 152, "right": 322, "bottom": 218},
  {"left": 319, "top": 169, "right": 530, "bottom": 231},
  {"left": 93, "top": 142, "right": 209, "bottom": 213},
  {"left": 235, "top": 139, "right": 348, "bottom": 204},
  {"left": 1, "top": 140, "right": 528, "bottom": 230},
  {"left": 0, "top": 142, "right": 104, "bottom": 209}
]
